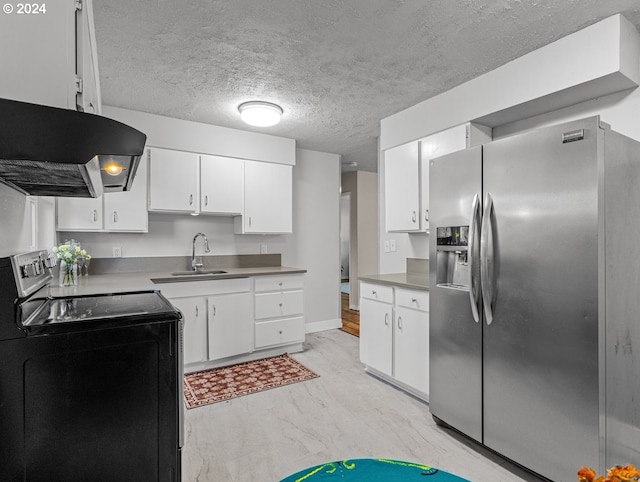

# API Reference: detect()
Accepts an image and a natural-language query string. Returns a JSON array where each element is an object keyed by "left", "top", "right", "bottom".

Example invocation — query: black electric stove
[{"left": 0, "top": 250, "right": 183, "bottom": 481}]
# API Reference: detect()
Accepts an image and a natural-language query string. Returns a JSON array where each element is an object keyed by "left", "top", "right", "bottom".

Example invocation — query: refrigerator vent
[{"left": 562, "top": 129, "right": 585, "bottom": 143}]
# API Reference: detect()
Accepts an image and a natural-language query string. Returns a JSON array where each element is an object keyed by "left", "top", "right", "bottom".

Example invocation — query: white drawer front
[
  {"left": 159, "top": 277, "right": 251, "bottom": 298},
  {"left": 395, "top": 288, "right": 429, "bottom": 312},
  {"left": 255, "top": 290, "right": 304, "bottom": 320},
  {"left": 255, "top": 317, "right": 304, "bottom": 348},
  {"left": 360, "top": 282, "right": 393, "bottom": 304},
  {"left": 254, "top": 274, "right": 304, "bottom": 292}
]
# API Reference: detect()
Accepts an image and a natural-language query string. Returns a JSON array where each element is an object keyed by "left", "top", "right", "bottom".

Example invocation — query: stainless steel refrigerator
[{"left": 429, "top": 116, "right": 640, "bottom": 482}]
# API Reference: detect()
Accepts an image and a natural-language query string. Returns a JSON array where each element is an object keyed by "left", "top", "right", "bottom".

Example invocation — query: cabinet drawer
[
  {"left": 159, "top": 278, "right": 250, "bottom": 299},
  {"left": 254, "top": 274, "right": 304, "bottom": 292},
  {"left": 395, "top": 288, "right": 429, "bottom": 312},
  {"left": 360, "top": 282, "right": 393, "bottom": 304},
  {"left": 254, "top": 290, "right": 304, "bottom": 320},
  {"left": 255, "top": 317, "right": 304, "bottom": 348}
]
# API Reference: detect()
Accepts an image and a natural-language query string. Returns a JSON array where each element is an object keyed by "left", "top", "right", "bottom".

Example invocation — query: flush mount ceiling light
[{"left": 238, "top": 101, "right": 283, "bottom": 127}]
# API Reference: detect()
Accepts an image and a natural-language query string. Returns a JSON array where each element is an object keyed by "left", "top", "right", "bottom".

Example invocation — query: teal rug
[{"left": 281, "top": 458, "right": 469, "bottom": 481}]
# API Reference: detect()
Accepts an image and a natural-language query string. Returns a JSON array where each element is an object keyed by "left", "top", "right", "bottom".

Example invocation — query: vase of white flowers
[{"left": 52, "top": 240, "right": 91, "bottom": 287}]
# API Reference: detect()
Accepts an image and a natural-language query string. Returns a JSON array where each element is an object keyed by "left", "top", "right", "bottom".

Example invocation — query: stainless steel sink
[{"left": 171, "top": 269, "right": 227, "bottom": 276}]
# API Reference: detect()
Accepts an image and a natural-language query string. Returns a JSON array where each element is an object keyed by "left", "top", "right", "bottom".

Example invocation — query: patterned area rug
[
  {"left": 281, "top": 459, "right": 470, "bottom": 481},
  {"left": 183, "top": 354, "right": 319, "bottom": 409}
]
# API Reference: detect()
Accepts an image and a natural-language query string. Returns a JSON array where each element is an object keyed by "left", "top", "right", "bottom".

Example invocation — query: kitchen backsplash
[
  {"left": 88, "top": 253, "right": 282, "bottom": 275},
  {"left": 406, "top": 257, "right": 428, "bottom": 276}
]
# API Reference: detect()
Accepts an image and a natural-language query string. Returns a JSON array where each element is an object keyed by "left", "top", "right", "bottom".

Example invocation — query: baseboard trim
[{"left": 305, "top": 318, "right": 342, "bottom": 333}]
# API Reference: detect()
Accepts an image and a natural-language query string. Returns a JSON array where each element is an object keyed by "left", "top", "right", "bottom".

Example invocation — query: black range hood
[{"left": 0, "top": 98, "right": 147, "bottom": 198}]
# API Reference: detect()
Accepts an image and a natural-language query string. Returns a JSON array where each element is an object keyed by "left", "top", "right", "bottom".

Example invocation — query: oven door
[{"left": 0, "top": 309, "right": 182, "bottom": 481}]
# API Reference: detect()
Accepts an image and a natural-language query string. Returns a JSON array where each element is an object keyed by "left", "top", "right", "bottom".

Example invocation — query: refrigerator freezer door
[
  {"left": 429, "top": 146, "right": 483, "bottom": 442},
  {"left": 482, "top": 118, "right": 600, "bottom": 482}
]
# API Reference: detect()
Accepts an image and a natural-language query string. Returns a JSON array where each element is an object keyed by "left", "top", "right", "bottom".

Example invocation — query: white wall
[
  {"left": 103, "top": 106, "right": 296, "bottom": 165},
  {"left": 290, "top": 148, "right": 341, "bottom": 332}
]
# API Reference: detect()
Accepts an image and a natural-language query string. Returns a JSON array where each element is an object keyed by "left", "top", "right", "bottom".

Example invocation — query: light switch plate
[
  {"left": 384, "top": 240, "right": 390, "bottom": 253},
  {"left": 390, "top": 240, "right": 397, "bottom": 252}
]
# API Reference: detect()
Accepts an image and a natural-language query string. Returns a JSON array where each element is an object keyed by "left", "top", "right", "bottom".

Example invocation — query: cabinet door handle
[
  {"left": 212, "top": 305, "right": 216, "bottom": 316},
  {"left": 412, "top": 211, "right": 416, "bottom": 223},
  {"left": 248, "top": 216, "right": 252, "bottom": 227},
  {"left": 371, "top": 290, "right": 377, "bottom": 296},
  {"left": 91, "top": 209, "right": 97, "bottom": 222},
  {"left": 279, "top": 302, "right": 283, "bottom": 307},
  {"left": 411, "top": 298, "right": 417, "bottom": 303},
  {"left": 195, "top": 306, "right": 198, "bottom": 317},
  {"left": 189, "top": 194, "right": 193, "bottom": 206},
  {"left": 113, "top": 211, "right": 118, "bottom": 223},
  {"left": 425, "top": 209, "right": 429, "bottom": 222},
  {"left": 398, "top": 316, "right": 403, "bottom": 330},
  {"left": 204, "top": 195, "right": 208, "bottom": 207},
  {"left": 384, "top": 313, "right": 389, "bottom": 326}
]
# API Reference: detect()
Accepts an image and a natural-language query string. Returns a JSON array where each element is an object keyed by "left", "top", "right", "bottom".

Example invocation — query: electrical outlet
[
  {"left": 260, "top": 243, "right": 268, "bottom": 254},
  {"left": 112, "top": 246, "right": 122, "bottom": 258},
  {"left": 390, "top": 240, "right": 397, "bottom": 252},
  {"left": 384, "top": 240, "right": 390, "bottom": 253}
]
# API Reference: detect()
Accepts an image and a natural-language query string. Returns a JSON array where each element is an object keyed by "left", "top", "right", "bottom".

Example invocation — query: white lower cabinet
[
  {"left": 359, "top": 282, "right": 393, "bottom": 376},
  {"left": 359, "top": 281, "right": 430, "bottom": 400},
  {"left": 162, "top": 278, "right": 252, "bottom": 371},
  {"left": 162, "top": 274, "right": 304, "bottom": 371},
  {"left": 208, "top": 292, "right": 252, "bottom": 361},
  {"left": 254, "top": 274, "right": 305, "bottom": 348},
  {"left": 169, "top": 296, "right": 207, "bottom": 365}
]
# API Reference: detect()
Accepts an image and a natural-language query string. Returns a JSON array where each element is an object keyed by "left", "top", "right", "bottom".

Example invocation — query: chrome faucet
[{"left": 191, "top": 233, "right": 211, "bottom": 271}]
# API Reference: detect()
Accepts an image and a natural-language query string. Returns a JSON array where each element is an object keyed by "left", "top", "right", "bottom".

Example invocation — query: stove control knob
[
  {"left": 43, "top": 255, "right": 56, "bottom": 269},
  {"left": 22, "top": 263, "right": 37, "bottom": 278}
]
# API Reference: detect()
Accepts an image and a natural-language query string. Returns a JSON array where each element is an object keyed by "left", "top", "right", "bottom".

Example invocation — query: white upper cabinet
[
  {"left": 56, "top": 149, "right": 149, "bottom": 232},
  {"left": 148, "top": 147, "right": 199, "bottom": 213},
  {"left": 103, "top": 150, "right": 149, "bottom": 231},
  {"left": 148, "top": 147, "right": 293, "bottom": 233},
  {"left": 384, "top": 141, "right": 420, "bottom": 232},
  {"left": 384, "top": 123, "right": 492, "bottom": 233},
  {"left": 235, "top": 161, "right": 292, "bottom": 234},
  {"left": 148, "top": 148, "right": 246, "bottom": 216},
  {"left": 200, "top": 155, "right": 244, "bottom": 215},
  {"left": 56, "top": 196, "right": 103, "bottom": 232},
  {"left": 0, "top": 0, "right": 100, "bottom": 113}
]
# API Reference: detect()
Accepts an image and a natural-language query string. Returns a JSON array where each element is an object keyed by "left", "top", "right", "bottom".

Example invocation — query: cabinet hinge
[
  {"left": 75, "top": 77, "right": 83, "bottom": 94},
  {"left": 75, "top": 0, "right": 83, "bottom": 11}
]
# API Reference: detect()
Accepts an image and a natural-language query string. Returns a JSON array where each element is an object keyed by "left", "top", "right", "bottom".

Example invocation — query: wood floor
[
  {"left": 182, "top": 329, "right": 544, "bottom": 482},
  {"left": 340, "top": 292, "right": 360, "bottom": 337}
]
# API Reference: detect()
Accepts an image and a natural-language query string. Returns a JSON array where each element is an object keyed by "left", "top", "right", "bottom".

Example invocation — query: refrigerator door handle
[
  {"left": 468, "top": 193, "right": 481, "bottom": 323},
  {"left": 480, "top": 192, "right": 495, "bottom": 325}
]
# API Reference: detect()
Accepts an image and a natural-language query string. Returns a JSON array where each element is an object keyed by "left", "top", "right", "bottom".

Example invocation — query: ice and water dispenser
[{"left": 435, "top": 225, "right": 470, "bottom": 290}]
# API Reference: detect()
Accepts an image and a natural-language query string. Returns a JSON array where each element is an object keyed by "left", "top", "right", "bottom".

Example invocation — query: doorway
[{"left": 340, "top": 192, "right": 359, "bottom": 336}]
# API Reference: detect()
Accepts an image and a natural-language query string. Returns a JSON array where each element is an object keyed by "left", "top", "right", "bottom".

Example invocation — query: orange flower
[
  {"left": 578, "top": 465, "right": 640, "bottom": 482},
  {"left": 607, "top": 465, "right": 640, "bottom": 481},
  {"left": 578, "top": 467, "right": 597, "bottom": 482}
]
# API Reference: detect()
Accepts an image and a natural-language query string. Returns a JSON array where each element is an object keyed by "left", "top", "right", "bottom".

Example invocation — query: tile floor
[{"left": 182, "top": 329, "right": 545, "bottom": 482}]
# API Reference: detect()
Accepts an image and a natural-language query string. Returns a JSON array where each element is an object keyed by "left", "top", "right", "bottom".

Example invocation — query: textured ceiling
[{"left": 93, "top": 1, "right": 640, "bottom": 172}]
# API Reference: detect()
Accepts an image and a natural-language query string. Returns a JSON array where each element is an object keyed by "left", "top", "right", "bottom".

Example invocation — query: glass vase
[{"left": 59, "top": 259, "right": 78, "bottom": 287}]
